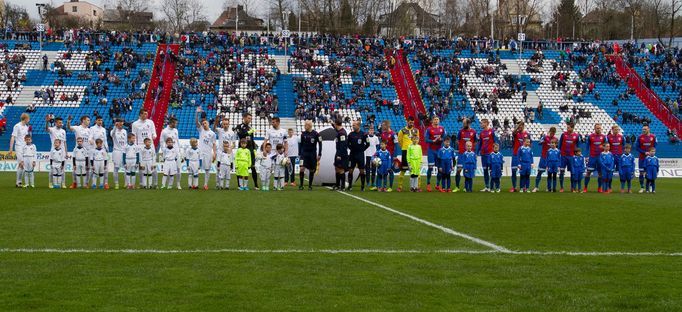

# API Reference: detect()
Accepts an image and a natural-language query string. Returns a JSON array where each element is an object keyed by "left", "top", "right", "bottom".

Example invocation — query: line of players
[
  {"left": 330, "top": 115, "right": 661, "bottom": 193},
  {"left": 9, "top": 108, "right": 662, "bottom": 193}
]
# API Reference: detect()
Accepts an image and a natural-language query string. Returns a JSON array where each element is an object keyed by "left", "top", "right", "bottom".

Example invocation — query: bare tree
[{"left": 160, "top": 0, "right": 190, "bottom": 32}]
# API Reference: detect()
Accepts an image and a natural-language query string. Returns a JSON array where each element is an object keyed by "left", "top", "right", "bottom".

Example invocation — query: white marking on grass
[
  {"left": 330, "top": 189, "right": 512, "bottom": 253},
  {"left": 1, "top": 248, "right": 681, "bottom": 256},
  {"left": 0, "top": 248, "right": 495, "bottom": 254}
]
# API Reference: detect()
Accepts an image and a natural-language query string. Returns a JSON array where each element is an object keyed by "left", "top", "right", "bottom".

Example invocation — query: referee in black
[
  {"left": 235, "top": 112, "right": 259, "bottom": 189},
  {"left": 347, "top": 120, "right": 369, "bottom": 191}
]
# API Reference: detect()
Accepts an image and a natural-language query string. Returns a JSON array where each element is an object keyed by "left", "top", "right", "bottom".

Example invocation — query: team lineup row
[{"left": 7, "top": 108, "right": 661, "bottom": 193}]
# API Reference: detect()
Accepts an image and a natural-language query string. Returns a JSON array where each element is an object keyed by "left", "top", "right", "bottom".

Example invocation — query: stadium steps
[
  {"left": 271, "top": 55, "right": 290, "bottom": 74},
  {"left": 386, "top": 49, "right": 427, "bottom": 153},
  {"left": 42, "top": 51, "right": 61, "bottom": 69},
  {"left": 274, "top": 74, "right": 295, "bottom": 117},
  {"left": 15, "top": 86, "right": 42, "bottom": 106},
  {"left": 501, "top": 59, "right": 523, "bottom": 75},
  {"left": 609, "top": 54, "right": 682, "bottom": 133},
  {"left": 144, "top": 44, "right": 180, "bottom": 144},
  {"left": 280, "top": 117, "right": 297, "bottom": 132}
]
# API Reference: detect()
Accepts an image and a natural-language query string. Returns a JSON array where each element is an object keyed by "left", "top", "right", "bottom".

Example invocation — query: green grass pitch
[{"left": 1, "top": 173, "right": 681, "bottom": 310}]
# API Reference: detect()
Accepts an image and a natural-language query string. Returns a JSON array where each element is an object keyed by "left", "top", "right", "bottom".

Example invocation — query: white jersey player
[
  {"left": 139, "top": 138, "right": 157, "bottom": 189},
  {"left": 72, "top": 137, "right": 90, "bottom": 188},
  {"left": 20, "top": 136, "right": 37, "bottom": 188},
  {"left": 214, "top": 116, "right": 237, "bottom": 148},
  {"left": 110, "top": 120, "right": 127, "bottom": 189},
  {"left": 9, "top": 113, "right": 31, "bottom": 187},
  {"left": 90, "top": 141, "right": 108, "bottom": 189},
  {"left": 123, "top": 136, "right": 140, "bottom": 189},
  {"left": 160, "top": 138, "right": 179, "bottom": 189},
  {"left": 132, "top": 109, "right": 157, "bottom": 186},
  {"left": 67, "top": 115, "right": 92, "bottom": 187},
  {"left": 46, "top": 115, "right": 67, "bottom": 188},
  {"left": 195, "top": 108, "right": 216, "bottom": 190},
  {"left": 49, "top": 139, "right": 66, "bottom": 188},
  {"left": 264, "top": 118, "right": 287, "bottom": 157},
  {"left": 160, "top": 117, "right": 181, "bottom": 189},
  {"left": 256, "top": 144, "right": 274, "bottom": 191},
  {"left": 216, "top": 142, "right": 233, "bottom": 190},
  {"left": 273, "top": 146, "right": 287, "bottom": 190},
  {"left": 185, "top": 139, "right": 201, "bottom": 189}
]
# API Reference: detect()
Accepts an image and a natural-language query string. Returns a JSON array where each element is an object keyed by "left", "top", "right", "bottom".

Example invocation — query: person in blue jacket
[
  {"left": 546, "top": 139, "right": 561, "bottom": 192},
  {"left": 437, "top": 137, "right": 456, "bottom": 192},
  {"left": 462, "top": 142, "right": 477, "bottom": 192},
  {"left": 599, "top": 142, "right": 615, "bottom": 193},
  {"left": 571, "top": 148, "right": 586, "bottom": 193},
  {"left": 490, "top": 143, "right": 505, "bottom": 193},
  {"left": 619, "top": 144, "right": 636, "bottom": 193},
  {"left": 373, "top": 141, "right": 393, "bottom": 192},
  {"left": 517, "top": 138, "right": 534, "bottom": 193},
  {"left": 645, "top": 147, "right": 659, "bottom": 193}
]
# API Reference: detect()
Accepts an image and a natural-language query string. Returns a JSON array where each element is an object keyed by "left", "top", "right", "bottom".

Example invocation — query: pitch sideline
[{"left": 0, "top": 248, "right": 681, "bottom": 257}]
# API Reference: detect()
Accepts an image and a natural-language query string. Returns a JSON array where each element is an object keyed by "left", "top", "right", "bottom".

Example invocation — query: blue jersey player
[
  {"left": 619, "top": 144, "right": 636, "bottom": 193},
  {"left": 437, "top": 137, "right": 456, "bottom": 192},
  {"left": 599, "top": 143, "right": 615, "bottom": 193},
  {"left": 571, "top": 148, "right": 586, "bottom": 193},
  {"left": 490, "top": 143, "right": 504, "bottom": 193}
]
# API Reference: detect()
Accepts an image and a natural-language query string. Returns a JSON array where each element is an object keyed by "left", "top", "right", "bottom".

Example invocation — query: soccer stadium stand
[{"left": 1, "top": 33, "right": 681, "bottom": 157}]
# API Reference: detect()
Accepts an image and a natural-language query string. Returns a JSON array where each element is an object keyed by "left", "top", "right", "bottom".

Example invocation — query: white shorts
[
  {"left": 187, "top": 160, "right": 200, "bottom": 176},
  {"left": 22, "top": 158, "right": 35, "bottom": 172},
  {"left": 92, "top": 160, "right": 106, "bottom": 175},
  {"left": 15, "top": 146, "right": 24, "bottom": 163},
  {"left": 200, "top": 153, "right": 212, "bottom": 170},
  {"left": 125, "top": 163, "right": 138, "bottom": 174},
  {"left": 140, "top": 160, "right": 155, "bottom": 175},
  {"left": 51, "top": 163, "right": 64, "bottom": 176},
  {"left": 74, "top": 160, "right": 88, "bottom": 175},
  {"left": 218, "top": 164, "right": 231, "bottom": 178},
  {"left": 274, "top": 166, "right": 285, "bottom": 178},
  {"left": 163, "top": 161, "right": 177, "bottom": 175},
  {"left": 112, "top": 151, "right": 124, "bottom": 168}
]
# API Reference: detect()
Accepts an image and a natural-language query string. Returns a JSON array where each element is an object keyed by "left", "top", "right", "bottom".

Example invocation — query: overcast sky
[{"left": 6, "top": 0, "right": 270, "bottom": 23}]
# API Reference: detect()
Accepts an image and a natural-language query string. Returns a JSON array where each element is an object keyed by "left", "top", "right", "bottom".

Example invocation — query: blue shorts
[
  {"left": 427, "top": 149, "right": 439, "bottom": 166},
  {"left": 457, "top": 154, "right": 465, "bottom": 168},
  {"left": 587, "top": 156, "right": 600, "bottom": 171},
  {"left": 480, "top": 154, "right": 491, "bottom": 168},
  {"left": 511, "top": 155, "right": 519, "bottom": 167},
  {"left": 560, "top": 156, "right": 573, "bottom": 171},
  {"left": 519, "top": 164, "right": 532, "bottom": 175},
  {"left": 638, "top": 159, "right": 646, "bottom": 172},
  {"left": 439, "top": 163, "right": 453, "bottom": 175},
  {"left": 537, "top": 157, "right": 547, "bottom": 171},
  {"left": 613, "top": 155, "right": 622, "bottom": 171},
  {"left": 601, "top": 170, "right": 614, "bottom": 180},
  {"left": 619, "top": 169, "right": 634, "bottom": 180},
  {"left": 547, "top": 164, "right": 559, "bottom": 174}
]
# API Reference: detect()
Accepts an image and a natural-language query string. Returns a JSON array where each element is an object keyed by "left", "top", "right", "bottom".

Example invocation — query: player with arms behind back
[
  {"left": 558, "top": 122, "right": 580, "bottom": 192},
  {"left": 490, "top": 143, "right": 504, "bottom": 193},
  {"left": 217, "top": 141, "right": 234, "bottom": 190},
  {"left": 139, "top": 138, "right": 157, "bottom": 189},
  {"left": 619, "top": 144, "right": 636, "bottom": 193},
  {"left": 424, "top": 116, "right": 445, "bottom": 192},
  {"left": 635, "top": 125, "right": 656, "bottom": 193},
  {"left": 477, "top": 119, "right": 497, "bottom": 192},
  {"left": 454, "top": 118, "right": 476, "bottom": 192},
  {"left": 437, "top": 137, "right": 456, "bottom": 192},
  {"left": 49, "top": 139, "right": 66, "bottom": 188},
  {"left": 584, "top": 123, "right": 607, "bottom": 192}
]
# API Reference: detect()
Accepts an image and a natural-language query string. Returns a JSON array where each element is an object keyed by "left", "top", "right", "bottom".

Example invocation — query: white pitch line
[
  {"left": 1, "top": 248, "right": 681, "bottom": 256},
  {"left": 0, "top": 248, "right": 496, "bottom": 254},
  {"left": 331, "top": 189, "right": 512, "bottom": 253}
]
